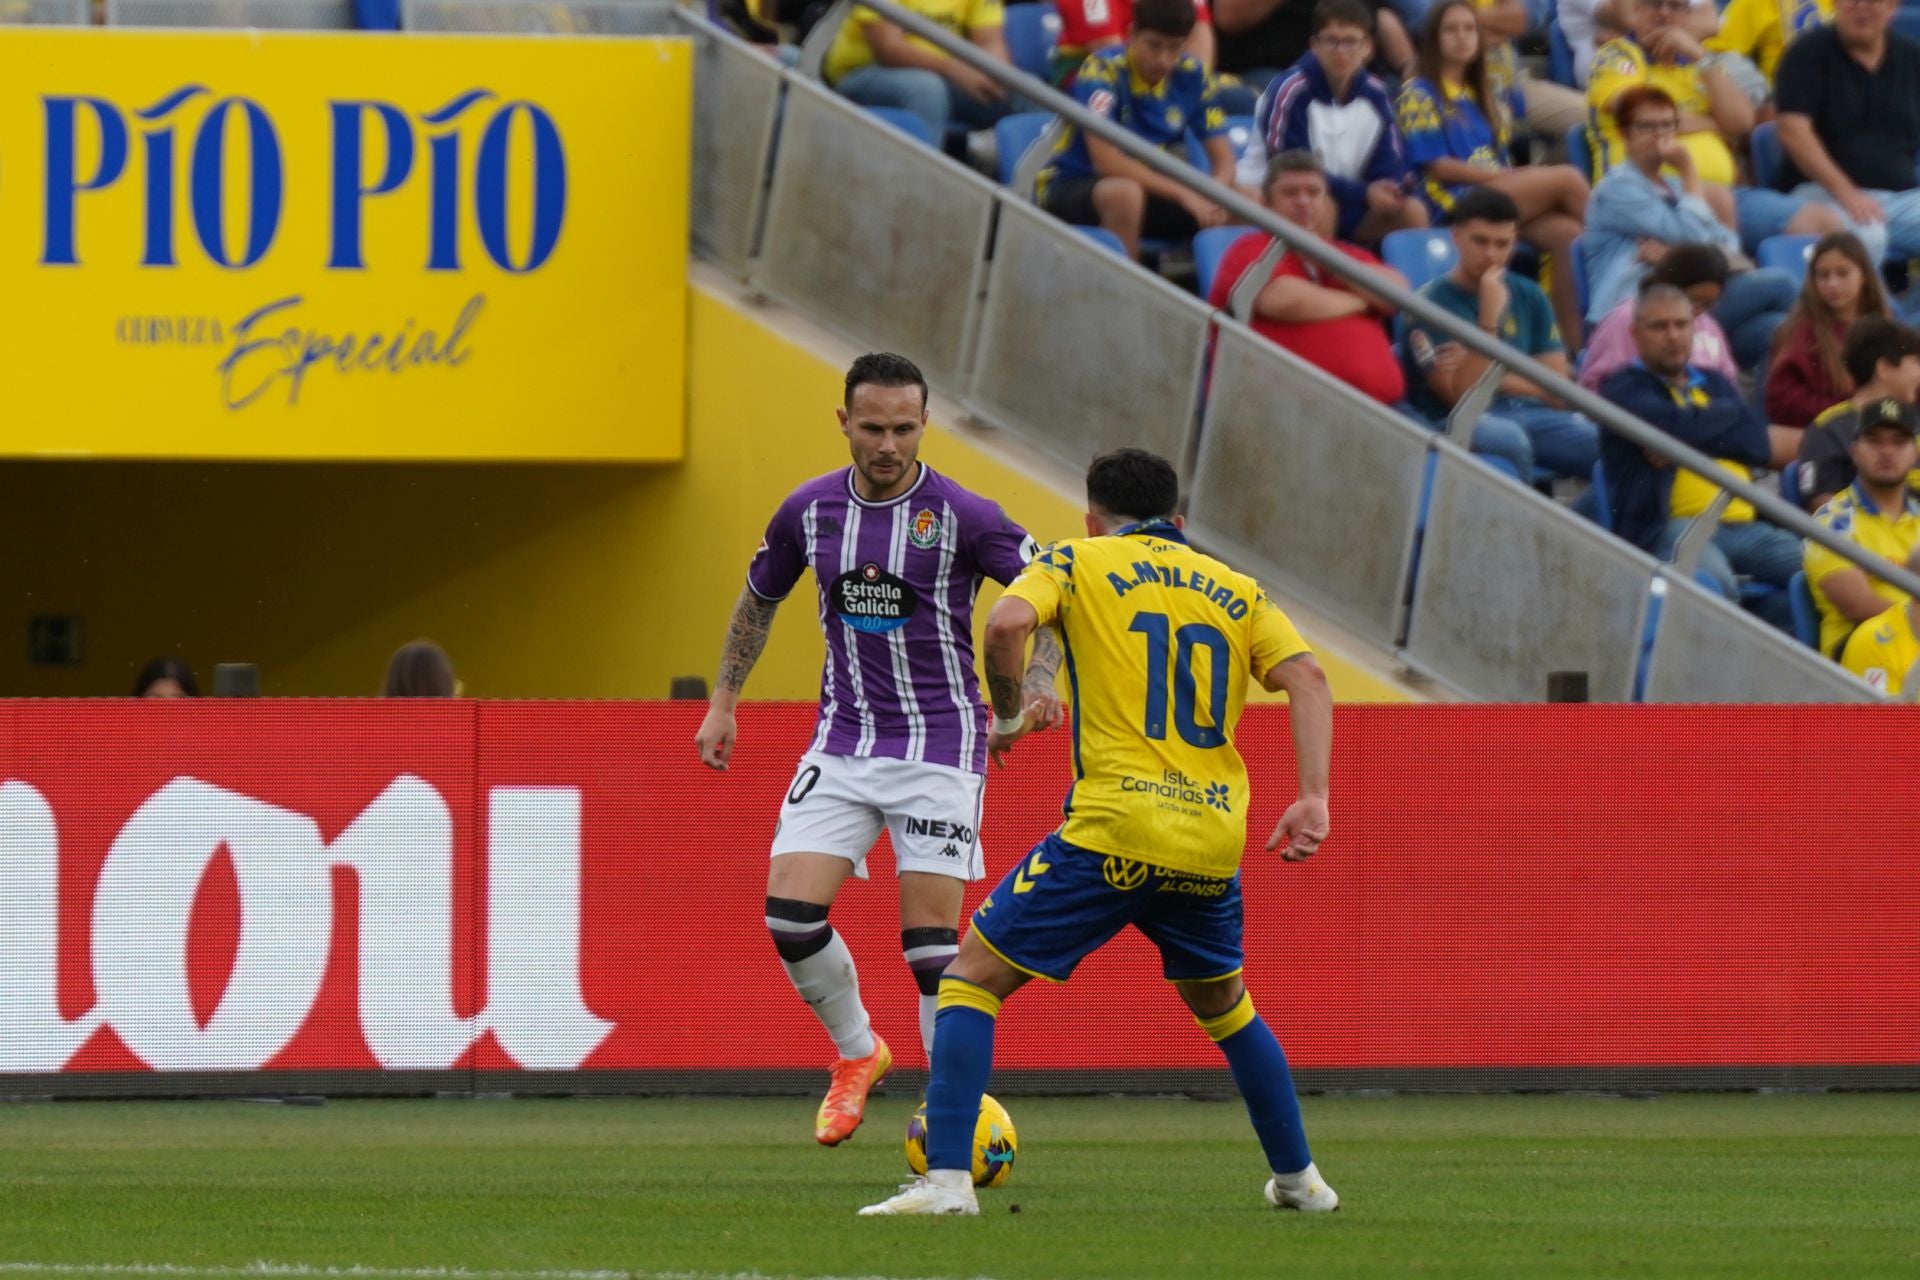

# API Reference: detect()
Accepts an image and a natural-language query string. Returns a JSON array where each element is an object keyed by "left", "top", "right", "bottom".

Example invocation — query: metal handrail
[{"left": 830, "top": 0, "right": 1920, "bottom": 603}]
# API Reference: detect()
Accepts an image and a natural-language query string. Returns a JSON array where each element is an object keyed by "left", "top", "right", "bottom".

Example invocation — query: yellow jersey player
[{"left": 860, "top": 447, "right": 1338, "bottom": 1216}]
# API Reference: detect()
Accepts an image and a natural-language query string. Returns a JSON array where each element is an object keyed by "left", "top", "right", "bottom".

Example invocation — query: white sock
[
  {"left": 927, "top": 1168, "right": 973, "bottom": 1192},
  {"left": 918, "top": 992, "right": 938, "bottom": 1066},
  {"left": 781, "top": 928, "right": 876, "bottom": 1059},
  {"left": 1271, "top": 1161, "right": 1322, "bottom": 1189}
]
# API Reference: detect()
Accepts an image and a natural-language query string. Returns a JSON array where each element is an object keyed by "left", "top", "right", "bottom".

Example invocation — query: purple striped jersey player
[{"left": 695, "top": 353, "right": 1063, "bottom": 1148}]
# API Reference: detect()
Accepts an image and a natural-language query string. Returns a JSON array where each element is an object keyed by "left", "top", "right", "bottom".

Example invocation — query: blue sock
[
  {"left": 1202, "top": 994, "right": 1312, "bottom": 1175},
  {"left": 925, "top": 977, "right": 1000, "bottom": 1172}
]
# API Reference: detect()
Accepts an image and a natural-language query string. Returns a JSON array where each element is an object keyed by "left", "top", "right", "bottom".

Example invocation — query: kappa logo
[
  {"left": 938, "top": 843, "right": 962, "bottom": 860},
  {"left": 908, "top": 507, "right": 944, "bottom": 550},
  {"left": 1102, "top": 856, "right": 1149, "bottom": 891}
]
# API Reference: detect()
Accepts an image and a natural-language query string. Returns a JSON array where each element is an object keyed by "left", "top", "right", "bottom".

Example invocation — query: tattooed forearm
[
  {"left": 717, "top": 589, "right": 780, "bottom": 694},
  {"left": 986, "top": 670, "right": 1025, "bottom": 720},
  {"left": 1023, "top": 626, "right": 1064, "bottom": 693}
]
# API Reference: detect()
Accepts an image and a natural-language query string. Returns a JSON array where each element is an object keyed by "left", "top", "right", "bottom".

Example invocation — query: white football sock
[
  {"left": 781, "top": 928, "right": 876, "bottom": 1059},
  {"left": 918, "top": 992, "right": 939, "bottom": 1066}
]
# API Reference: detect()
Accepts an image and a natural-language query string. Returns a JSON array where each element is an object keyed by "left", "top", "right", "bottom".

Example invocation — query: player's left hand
[
  {"left": 1266, "top": 796, "right": 1329, "bottom": 862},
  {"left": 987, "top": 698, "right": 1049, "bottom": 768},
  {"left": 1021, "top": 684, "right": 1064, "bottom": 735}
]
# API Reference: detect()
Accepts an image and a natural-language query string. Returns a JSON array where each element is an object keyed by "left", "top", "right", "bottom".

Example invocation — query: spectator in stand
[
  {"left": 1038, "top": 0, "right": 1234, "bottom": 259},
  {"left": 1840, "top": 543, "right": 1920, "bottom": 693},
  {"left": 1797, "top": 319, "right": 1920, "bottom": 509},
  {"left": 1581, "top": 246, "right": 1740, "bottom": 390},
  {"left": 133, "top": 657, "right": 199, "bottom": 698},
  {"left": 1397, "top": 0, "right": 1590, "bottom": 343},
  {"left": 1599, "top": 283, "right": 1797, "bottom": 623},
  {"left": 1051, "top": 0, "right": 1259, "bottom": 112},
  {"left": 1209, "top": 150, "right": 1410, "bottom": 405},
  {"left": 824, "top": 0, "right": 1022, "bottom": 144},
  {"left": 1805, "top": 408, "right": 1920, "bottom": 655},
  {"left": 384, "top": 640, "right": 460, "bottom": 697},
  {"left": 1705, "top": 0, "right": 1832, "bottom": 102},
  {"left": 1586, "top": 0, "right": 1751, "bottom": 190},
  {"left": 1239, "top": 0, "right": 1428, "bottom": 248},
  {"left": 1772, "top": 0, "right": 1920, "bottom": 265},
  {"left": 1215, "top": 0, "right": 1415, "bottom": 91},
  {"left": 1468, "top": 0, "right": 1587, "bottom": 148},
  {"left": 1584, "top": 86, "right": 1802, "bottom": 377},
  {"left": 1561, "top": 0, "right": 1717, "bottom": 88},
  {"left": 1765, "top": 231, "right": 1894, "bottom": 429},
  {"left": 1399, "top": 187, "right": 1600, "bottom": 479}
]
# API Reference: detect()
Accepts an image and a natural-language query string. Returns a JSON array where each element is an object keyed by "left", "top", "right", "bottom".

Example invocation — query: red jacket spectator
[
  {"left": 1765, "top": 318, "right": 1851, "bottom": 429},
  {"left": 1208, "top": 231, "right": 1406, "bottom": 405}
]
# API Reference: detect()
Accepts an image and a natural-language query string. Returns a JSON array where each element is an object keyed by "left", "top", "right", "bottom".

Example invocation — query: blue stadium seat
[
  {"left": 1382, "top": 228, "right": 1458, "bottom": 291},
  {"left": 865, "top": 106, "right": 937, "bottom": 147},
  {"left": 1548, "top": 19, "right": 1576, "bottom": 89},
  {"left": 995, "top": 111, "right": 1052, "bottom": 186},
  {"left": 1780, "top": 459, "right": 1804, "bottom": 511},
  {"left": 1757, "top": 233, "right": 1817, "bottom": 281},
  {"left": 1789, "top": 570, "right": 1821, "bottom": 649},
  {"left": 1896, "top": 7, "right": 1920, "bottom": 44},
  {"left": 1567, "top": 122, "right": 1594, "bottom": 182},
  {"left": 1194, "top": 227, "right": 1257, "bottom": 301},
  {"left": 1587, "top": 460, "right": 1613, "bottom": 531},
  {"left": 1004, "top": 3, "right": 1061, "bottom": 83},
  {"left": 1075, "top": 226, "right": 1128, "bottom": 256},
  {"left": 1750, "top": 121, "right": 1782, "bottom": 191}
]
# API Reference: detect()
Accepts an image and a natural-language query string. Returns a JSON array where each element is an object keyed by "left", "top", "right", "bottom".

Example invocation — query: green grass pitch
[{"left": 1, "top": 1094, "right": 1916, "bottom": 1279}]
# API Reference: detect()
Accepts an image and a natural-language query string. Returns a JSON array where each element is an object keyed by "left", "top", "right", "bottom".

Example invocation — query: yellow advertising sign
[{"left": 0, "top": 30, "right": 689, "bottom": 461}]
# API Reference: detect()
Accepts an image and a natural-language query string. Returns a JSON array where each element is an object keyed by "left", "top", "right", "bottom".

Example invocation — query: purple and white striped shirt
[{"left": 746, "top": 465, "right": 1036, "bottom": 774}]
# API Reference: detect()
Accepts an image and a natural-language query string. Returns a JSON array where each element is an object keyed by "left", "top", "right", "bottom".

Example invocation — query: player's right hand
[{"left": 695, "top": 707, "right": 737, "bottom": 771}]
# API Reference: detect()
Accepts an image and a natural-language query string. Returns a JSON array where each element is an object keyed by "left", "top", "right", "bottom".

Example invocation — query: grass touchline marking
[{"left": 0, "top": 1265, "right": 996, "bottom": 1280}]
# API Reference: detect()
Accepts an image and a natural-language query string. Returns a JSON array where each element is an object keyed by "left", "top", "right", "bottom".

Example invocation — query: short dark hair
[
  {"left": 384, "top": 640, "right": 457, "bottom": 698},
  {"left": 1843, "top": 316, "right": 1920, "bottom": 387},
  {"left": 1133, "top": 0, "right": 1198, "bottom": 38},
  {"left": 1646, "top": 243, "right": 1729, "bottom": 292},
  {"left": 844, "top": 352, "right": 928, "bottom": 412},
  {"left": 1087, "top": 448, "right": 1180, "bottom": 523},
  {"left": 1263, "top": 149, "right": 1324, "bottom": 194},
  {"left": 1448, "top": 186, "right": 1519, "bottom": 227},
  {"left": 133, "top": 656, "right": 198, "bottom": 697},
  {"left": 1313, "top": 0, "right": 1375, "bottom": 35},
  {"left": 1612, "top": 84, "right": 1678, "bottom": 133}
]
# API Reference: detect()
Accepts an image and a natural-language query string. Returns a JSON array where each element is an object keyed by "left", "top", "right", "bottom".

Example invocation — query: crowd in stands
[
  {"left": 762, "top": 0, "right": 1920, "bottom": 675},
  {"left": 118, "top": 641, "right": 458, "bottom": 698}
]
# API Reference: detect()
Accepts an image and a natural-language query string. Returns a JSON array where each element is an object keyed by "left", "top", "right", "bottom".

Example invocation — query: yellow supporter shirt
[
  {"left": 1805, "top": 484, "right": 1920, "bottom": 656},
  {"left": 1661, "top": 372, "right": 1757, "bottom": 522},
  {"left": 1841, "top": 601, "right": 1920, "bottom": 696},
  {"left": 1586, "top": 37, "right": 1736, "bottom": 186},
  {"left": 825, "top": 0, "right": 1007, "bottom": 84},
  {"left": 1000, "top": 522, "right": 1310, "bottom": 880},
  {"left": 1707, "top": 0, "right": 1832, "bottom": 80}
]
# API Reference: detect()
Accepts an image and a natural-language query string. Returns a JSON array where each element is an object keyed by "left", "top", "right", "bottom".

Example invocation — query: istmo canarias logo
[{"left": 39, "top": 87, "right": 569, "bottom": 410}]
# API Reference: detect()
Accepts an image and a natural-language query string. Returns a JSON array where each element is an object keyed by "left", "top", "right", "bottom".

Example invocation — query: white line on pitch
[{"left": 0, "top": 1265, "right": 997, "bottom": 1280}]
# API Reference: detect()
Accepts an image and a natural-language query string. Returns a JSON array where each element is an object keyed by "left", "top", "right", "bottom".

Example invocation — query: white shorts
[{"left": 770, "top": 750, "right": 987, "bottom": 882}]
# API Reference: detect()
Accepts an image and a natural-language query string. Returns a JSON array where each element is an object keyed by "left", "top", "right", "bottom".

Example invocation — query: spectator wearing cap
[
  {"left": 1240, "top": 0, "right": 1428, "bottom": 248},
  {"left": 1840, "top": 543, "right": 1920, "bottom": 693},
  {"left": 1209, "top": 150, "right": 1410, "bottom": 405},
  {"left": 1805, "top": 408, "right": 1920, "bottom": 656},
  {"left": 1599, "top": 282, "right": 1798, "bottom": 625},
  {"left": 1796, "top": 318, "right": 1920, "bottom": 510},
  {"left": 1038, "top": 0, "right": 1235, "bottom": 259},
  {"left": 1399, "top": 185, "right": 1600, "bottom": 481},
  {"left": 1772, "top": 0, "right": 1920, "bottom": 265},
  {"left": 1580, "top": 245, "right": 1740, "bottom": 392},
  {"left": 1584, "top": 85, "right": 1805, "bottom": 370}
]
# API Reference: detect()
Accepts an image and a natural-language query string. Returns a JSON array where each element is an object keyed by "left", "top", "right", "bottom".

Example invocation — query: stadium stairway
[{"left": 684, "top": 12, "right": 1872, "bottom": 703}]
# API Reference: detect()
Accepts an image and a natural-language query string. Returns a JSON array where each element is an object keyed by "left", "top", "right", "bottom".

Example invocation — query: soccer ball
[{"left": 904, "top": 1093, "right": 1017, "bottom": 1188}]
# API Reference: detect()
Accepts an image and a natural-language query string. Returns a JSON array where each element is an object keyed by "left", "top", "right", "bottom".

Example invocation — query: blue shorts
[{"left": 969, "top": 834, "right": 1243, "bottom": 983}]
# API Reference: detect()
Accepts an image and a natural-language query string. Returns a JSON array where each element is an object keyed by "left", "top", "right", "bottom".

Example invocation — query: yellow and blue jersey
[
  {"left": 1000, "top": 520, "right": 1310, "bottom": 879},
  {"left": 1396, "top": 76, "right": 1512, "bottom": 219},
  {"left": 1037, "top": 48, "right": 1228, "bottom": 199},
  {"left": 1841, "top": 601, "right": 1919, "bottom": 696},
  {"left": 1708, "top": 0, "right": 1832, "bottom": 79},
  {"left": 1585, "top": 37, "right": 1736, "bottom": 186},
  {"left": 1806, "top": 483, "right": 1920, "bottom": 656}
]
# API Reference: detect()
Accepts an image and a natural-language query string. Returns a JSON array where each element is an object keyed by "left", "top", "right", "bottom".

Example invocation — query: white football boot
[
  {"left": 858, "top": 1170, "right": 980, "bottom": 1216},
  {"left": 1265, "top": 1162, "right": 1340, "bottom": 1213}
]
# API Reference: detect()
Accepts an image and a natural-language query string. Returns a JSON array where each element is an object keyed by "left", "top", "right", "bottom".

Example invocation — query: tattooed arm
[
  {"left": 982, "top": 596, "right": 1046, "bottom": 767},
  {"left": 695, "top": 588, "right": 781, "bottom": 771},
  {"left": 1020, "top": 624, "right": 1067, "bottom": 733}
]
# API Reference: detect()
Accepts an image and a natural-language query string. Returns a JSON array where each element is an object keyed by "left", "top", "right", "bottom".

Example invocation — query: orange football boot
[{"left": 814, "top": 1035, "right": 892, "bottom": 1146}]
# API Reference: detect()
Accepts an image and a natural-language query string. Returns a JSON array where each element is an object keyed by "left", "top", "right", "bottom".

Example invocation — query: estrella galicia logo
[
  {"left": 1204, "top": 782, "right": 1231, "bottom": 812},
  {"left": 830, "top": 562, "right": 918, "bottom": 633}
]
